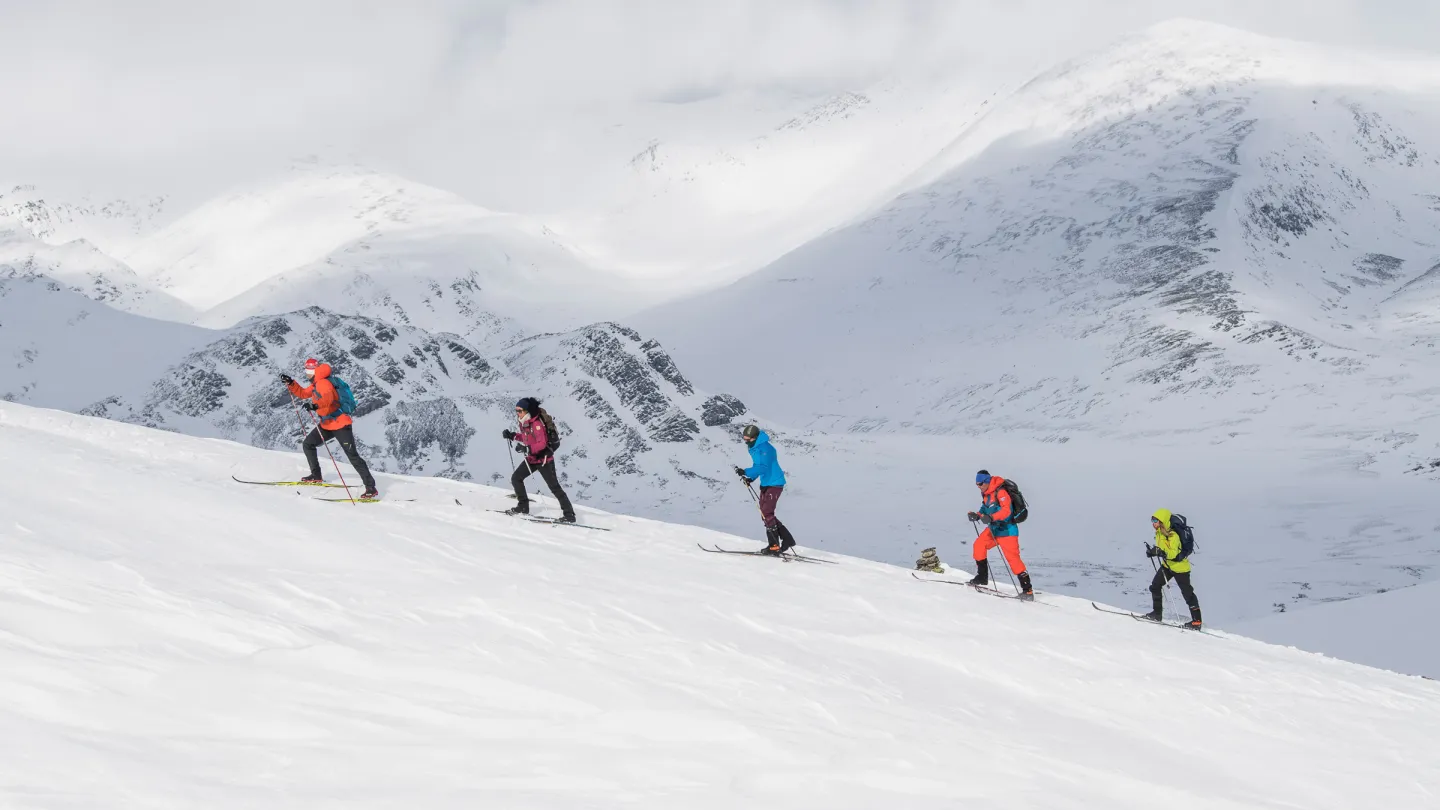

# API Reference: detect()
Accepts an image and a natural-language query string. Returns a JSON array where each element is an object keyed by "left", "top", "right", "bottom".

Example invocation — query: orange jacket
[
  {"left": 979, "top": 476, "right": 1018, "bottom": 537},
  {"left": 288, "top": 363, "right": 352, "bottom": 431}
]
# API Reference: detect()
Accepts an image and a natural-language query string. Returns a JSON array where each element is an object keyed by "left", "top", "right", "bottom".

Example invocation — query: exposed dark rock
[{"left": 701, "top": 394, "right": 748, "bottom": 426}]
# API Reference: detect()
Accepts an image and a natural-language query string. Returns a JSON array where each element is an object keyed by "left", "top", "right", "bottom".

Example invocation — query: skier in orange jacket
[
  {"left": 280, "top": 358, "right": 378, "bottom": 499},
  {"left": 966, "top": 470, "right": 1033, "bottom": 599}
]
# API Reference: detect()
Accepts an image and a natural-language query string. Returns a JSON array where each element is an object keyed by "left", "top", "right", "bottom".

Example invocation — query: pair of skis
[
  {"left": 911, "top": 572, "right": 1039, "bottom": 602},
  {"left": 697, "top": 544, "right": 837, "bottom": 565},
  {"left": 488, "top": 509, "right": 611, "bottom": 531},
  {"left": 1090, "top": 602, "right": 1212, "bottom": 634},
  {"left": 231, "top": 477, "right": 413, "bottom": 503}
]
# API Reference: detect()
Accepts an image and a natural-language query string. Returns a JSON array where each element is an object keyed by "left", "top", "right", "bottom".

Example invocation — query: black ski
[
  {"left": 232, "top": 475, "right": 346, "bottom": 488},
  {"left": 317, "top": 497, "right": 416, "bottom": 503},
  {"left": 1091, "top": 602, "right": 1209, "bottom": 633}
]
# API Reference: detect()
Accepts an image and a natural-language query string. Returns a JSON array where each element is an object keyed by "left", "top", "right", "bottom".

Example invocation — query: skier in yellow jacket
[{"left": 1145, "top": 509, "right": 1203, "bottom": 629}]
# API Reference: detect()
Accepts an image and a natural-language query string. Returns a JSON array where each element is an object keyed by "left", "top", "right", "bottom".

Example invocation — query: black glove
[
  {"left": 279, "top": 373, "right": 294, "bottom": 385},
  {"left": 734, "top": 466, "right": 747, "bottom": 479},
  {"left": 966, "top": 511, "right": 980, "bottom": 522},
  {"left": 1146, "top": 545, "right": 1165, "bottom": 559},
  {"left": 303, "top": 402, "right": 319, "bottom": 412},
  {"left": 978, "top": 513, "right": 993, "bottom": 525},
  {"left": 502, "top": 429, "right": 516, "bottom": 440},
  {"left": 515, "top": 444, "right": 528, "bottom": 455}
]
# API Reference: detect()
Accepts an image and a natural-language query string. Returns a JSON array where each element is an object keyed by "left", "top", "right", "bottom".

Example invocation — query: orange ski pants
[{"left": 972, "top": 528, "right": 1027, "bottom": 575}]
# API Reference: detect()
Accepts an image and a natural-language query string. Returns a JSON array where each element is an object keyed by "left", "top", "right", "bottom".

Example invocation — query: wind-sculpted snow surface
[{"left": 0, "top": 402, "right": 1437, "bottom": 807}]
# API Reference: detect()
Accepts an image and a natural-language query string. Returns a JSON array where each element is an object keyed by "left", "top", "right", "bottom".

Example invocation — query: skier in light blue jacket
[{"left": 733, "top": 424, "right": 796, "bottom": 555}]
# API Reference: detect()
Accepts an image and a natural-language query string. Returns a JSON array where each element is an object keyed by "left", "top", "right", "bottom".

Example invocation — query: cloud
[{"left": 2, "top": 0, "right": 1438, "bottom": 202}]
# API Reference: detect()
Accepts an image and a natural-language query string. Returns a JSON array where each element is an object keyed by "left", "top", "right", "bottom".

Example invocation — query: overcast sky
[{"left": 3, "top": 0, "right": 1439, "bottom": 208}]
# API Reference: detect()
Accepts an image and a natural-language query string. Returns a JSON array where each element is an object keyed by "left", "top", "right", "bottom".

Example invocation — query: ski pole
[
  {"left": 1148, "top": 548, "right": 1173, "bottom": 616},
  {"left": 289, "top": 395, "right": 310, "bottom": 441},
  {"left": 504, "top": 436, "right": 531, "bottom": 503},
  {"left": 308, "top": 409, "right": 356, "bottom": 504},
  {"left": 972, "top": 517, "right": 1020, "bottom": 594}
]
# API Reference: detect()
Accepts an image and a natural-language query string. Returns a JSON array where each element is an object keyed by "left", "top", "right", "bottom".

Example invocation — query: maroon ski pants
[{"left": 758, "top": 485, "right": 783, "bottom": 529}]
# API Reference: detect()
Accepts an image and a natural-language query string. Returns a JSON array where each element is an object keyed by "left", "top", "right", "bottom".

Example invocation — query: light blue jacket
[{"left": 743, "top": 431, "right": 786, "bottom": 487}]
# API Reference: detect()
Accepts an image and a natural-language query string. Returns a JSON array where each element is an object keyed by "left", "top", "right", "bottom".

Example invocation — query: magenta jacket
[{"left": 516, "top": 417, "right": 551, "bottom": 464}]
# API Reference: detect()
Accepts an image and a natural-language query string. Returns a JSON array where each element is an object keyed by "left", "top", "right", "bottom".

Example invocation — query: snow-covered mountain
[
  {"left": 121, "top": 164, "right": 644, "bottom": 334},
  {"left": 2, "top": 275, "right": 754, "bottom": 515},
  {"left": 0, "top": 220, "right": 194, "bottom": 321},
  {"left": 1, "top": 401, "right": 1437, "bottom": 807},
  {"left": 638, "top": 20, "right": 1440, "bottom": 464},
  {"left": 550, "top": 80, "right": 1002, "bottom": 288},
  {"left": 0, "top": 183, "right": 167, "bottom": 255}
]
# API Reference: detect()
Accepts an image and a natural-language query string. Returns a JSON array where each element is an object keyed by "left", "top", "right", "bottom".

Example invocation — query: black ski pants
[
  {"left": 512, "top": 459, "right": 575, "bottom": 519},
  {"left": 304, "top": 425, "right": 376, "bottom": 489},
  {"left": 1150, "top": 566, "right": 1202, "bottom": 622}
]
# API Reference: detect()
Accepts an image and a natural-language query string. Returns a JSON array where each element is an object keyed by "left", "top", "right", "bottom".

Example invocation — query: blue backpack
[{"left": 330, "top": 376, "right": 357, "bottom": 416}]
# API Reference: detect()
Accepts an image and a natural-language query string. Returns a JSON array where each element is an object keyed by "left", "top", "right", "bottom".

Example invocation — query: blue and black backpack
[{"left": 1169, "top": 513, "right": 1198, "bottom": 560}]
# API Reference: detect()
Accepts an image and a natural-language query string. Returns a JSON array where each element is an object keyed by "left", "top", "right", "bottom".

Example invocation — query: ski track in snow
[{"left": 0, "top": 402, "right": 1438, "bottom": 807}]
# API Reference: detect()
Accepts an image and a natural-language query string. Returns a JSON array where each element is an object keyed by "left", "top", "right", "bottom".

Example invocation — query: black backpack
[
  {"left": 538, "top": 408, "right": 561, "bottom": 452},
  {"left": 1170, "top": 513, "right": 1197, "bottom": 560},
  {"left": 999, "top": 479, "right": 1029, "bottom": 524}
]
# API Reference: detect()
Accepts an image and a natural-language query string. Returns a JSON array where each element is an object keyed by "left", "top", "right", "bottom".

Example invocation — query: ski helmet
[
  {"left": 741, "top": 424, "right": 760, "bottom": 442},
  {"left": 304, "top": 357, "right": 320, "bottom": 376},
  {"left": 975, "top": 470, "right": 992, "bottom": 485}
]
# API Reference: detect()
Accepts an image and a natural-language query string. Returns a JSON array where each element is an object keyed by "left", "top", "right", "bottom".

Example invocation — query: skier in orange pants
[{"left": 966, "top": 469, "right": 1034, "bottom": 599}]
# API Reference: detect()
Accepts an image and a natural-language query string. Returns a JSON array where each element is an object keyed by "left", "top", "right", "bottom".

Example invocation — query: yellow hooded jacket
[{"left": 1151, "top": 509, "right": 1193, "bottom": 574}]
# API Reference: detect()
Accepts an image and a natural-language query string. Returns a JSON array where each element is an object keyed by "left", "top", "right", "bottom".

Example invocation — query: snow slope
[
  {"left": 0, "top": 401, "right": 1437, "bottom": 807},
  {"left": 637, "top": 20, "right": 1440, "bottom": 465},
  {"left": 121, "top": 164, "right": 642, "bottom": 332}
]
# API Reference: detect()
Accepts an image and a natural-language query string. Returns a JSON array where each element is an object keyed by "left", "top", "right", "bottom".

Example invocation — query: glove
[
  {"left": 966, "top": 511, "right": 980, "bottom": 522},
  {"left": 514, "top": 444, "right": 528, "bottom": 455},
  {"left": 1146, "top": 545, "right": 1165, "bottom": 559},
  {"left": 978, "top": 513, "right": 993, "bottom": 525},
  {"left": 502, "top": 429, "right": 516, "bottom": 440},
  {"left": 279, "top": 373, "right": 294, "bottom": 385},
  {"left": 734, "top": 466, "right": 747, "bottom": 479},
  {"left": 302, "top": 402, "right": 319, "bottom": 412}
]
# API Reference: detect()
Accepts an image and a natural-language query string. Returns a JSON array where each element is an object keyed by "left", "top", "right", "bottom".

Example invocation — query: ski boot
[
  {"left": 760, "top": 527, "right": 783, "bottom": 556},
  {"left": 1139, "top": 610, "right": 1163, "bottom": 622},
  {"left": 360, "top": 487, "right": 379, "bottom": 501},
  {"left": 299, "top": 474, "right": 324, "bottom": 485},
  {"left": 556, "top": 514, "right": 577, "bottom": 524},
  {"left": 776, "top": 521, "right": 797, "bottom": 553},
  {"left": 1017, "top": 571, "right": 1035, "bottom": 601},
  {"left": 1185, "top": 606, "right": 1203, "bottom": 630},
  {"left": 967, "top": 559, "right": 990, "bottom": 587},
  {"left": 504, "top": 504, "right": 530, "bottom": 516}
]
